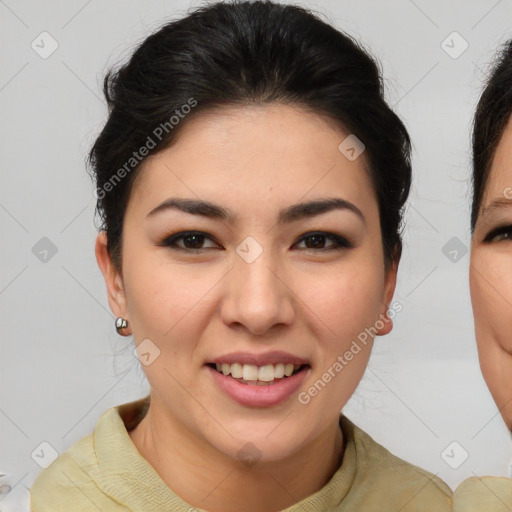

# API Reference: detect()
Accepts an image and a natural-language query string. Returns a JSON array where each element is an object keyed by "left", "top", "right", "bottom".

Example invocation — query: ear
[
  {"left": 375, "top": 257, "right": 399, "bottom": 336},
  {"left": 95, "top": 231, "right": 129, "bottom": 322}
]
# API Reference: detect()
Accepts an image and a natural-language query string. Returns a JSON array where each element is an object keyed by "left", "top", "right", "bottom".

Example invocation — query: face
[
  {"left": 96, "top": 104, "right": 397, "bottom": 462},
  {"left": 471, "top": 115, "right": 512, "bottom": 430}
]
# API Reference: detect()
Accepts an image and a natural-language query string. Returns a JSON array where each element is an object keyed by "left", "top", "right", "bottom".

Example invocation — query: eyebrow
[
  {"left": 480, "top": 197, "right": 512, "bottom": 217},
  {"left": 146, "top": 197, "right": 365, "bottom": 224}
]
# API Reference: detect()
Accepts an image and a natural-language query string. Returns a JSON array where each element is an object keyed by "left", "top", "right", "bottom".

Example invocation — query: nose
[{"left": 220, "top": 248, "right": 295, "bottom": 336}]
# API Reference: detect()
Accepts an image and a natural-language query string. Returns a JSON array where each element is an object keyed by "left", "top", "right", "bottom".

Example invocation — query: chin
[{"left": 208, "top": 423, "right": 309, "bottom": 464}]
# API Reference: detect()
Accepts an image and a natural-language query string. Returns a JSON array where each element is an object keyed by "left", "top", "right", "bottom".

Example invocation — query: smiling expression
[{"left": 97, "top": 103, "right": 397, "bottom": 461}]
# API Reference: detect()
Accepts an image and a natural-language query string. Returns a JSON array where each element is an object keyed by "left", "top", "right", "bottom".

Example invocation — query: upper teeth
[{"left": 215, "top": 363, "right": 302, "bottom": 381}]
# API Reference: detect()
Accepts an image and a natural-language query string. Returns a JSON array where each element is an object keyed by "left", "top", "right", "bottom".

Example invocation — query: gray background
[{"left": 2, "top": 0, "right": 512, "bottom": 510}]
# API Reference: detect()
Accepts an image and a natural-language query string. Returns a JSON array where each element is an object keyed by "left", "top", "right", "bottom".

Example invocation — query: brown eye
[
  {"left": 158, "top": 230, "right": 352, "bottom": 253},
  {"left": 160, "top": 231, "right": 222, "bottom": 252},
  {"left": 295, "top": 232, "right": 351, "bottom": 251},
  {"left": 484, "top": 225, "right": 512, "bottom": 243}
]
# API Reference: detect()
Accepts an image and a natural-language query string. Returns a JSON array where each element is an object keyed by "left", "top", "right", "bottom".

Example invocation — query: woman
[
  {"left": 30, "top": 1, "right": 452, "bottom": 510},
  {"left": 453, "top": 39, "right": 512, "bottom": 511},
  {"left": 469, "top": 39, "right": 512, "bottom": 433}
]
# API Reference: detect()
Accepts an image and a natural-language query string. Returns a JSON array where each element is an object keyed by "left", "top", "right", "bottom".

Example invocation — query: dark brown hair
[
  {"left": 87, "top": 0, "right": 412, "bottom": 271},
  {"left": 471, "top": 39, "right": 512, "bottom": 231}
]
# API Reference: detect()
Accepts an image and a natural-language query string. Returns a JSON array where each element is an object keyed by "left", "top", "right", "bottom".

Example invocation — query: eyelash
[
  {"left": 484, "top": 225, "right": 512, "bottom": 243},
  {"left": 158, "top": 230, "right": 352, "bottom": 253}
]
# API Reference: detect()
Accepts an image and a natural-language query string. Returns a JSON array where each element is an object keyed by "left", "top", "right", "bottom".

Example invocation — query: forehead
[
  {"left": 481, "top": 116, "right": 512, "bottom": 202},
  {"left": 127, "top": 103, "right": 377, "bottom": 220}
]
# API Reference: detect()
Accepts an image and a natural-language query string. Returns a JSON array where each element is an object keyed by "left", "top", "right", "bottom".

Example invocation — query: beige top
[
  {"left": 453, "top": 476, "right": 512, "bottom": 511},
  {"left": 30, "top": 395, "right": 453, "bottom": 511}
]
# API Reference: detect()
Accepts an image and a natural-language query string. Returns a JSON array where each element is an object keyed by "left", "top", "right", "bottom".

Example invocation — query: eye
[
  {"left": 294, "top": 231, "right": 351, "bottom": 251},
  {"left": 158, "top": 230, "right": 352, "bottom": 253},
  {"left": 483, "top": 225, "right": 512, "bottom": 243},
  {"left": 159, "top": 231, "right": 221, "bottom": 252}
]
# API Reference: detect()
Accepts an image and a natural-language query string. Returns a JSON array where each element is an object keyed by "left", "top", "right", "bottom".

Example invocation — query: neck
[{"left": 128, "top": 398, "right": 344, "bottom": 512}]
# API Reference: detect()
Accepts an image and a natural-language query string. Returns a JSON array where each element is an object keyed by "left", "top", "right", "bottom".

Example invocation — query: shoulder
[
  {"left": 30, "top": 398, "right": 150, "bottom": 512},
  {"left": 30, "top": 433, "right": 105, "bottom": 512},
  {"left": 29, "top": 402, "right": 134, "bottom": 512},
  {"left": 342, "top": 416, "right": 453, "bottom": 511},
  {"left": 453, "top": 476, "right": 512, "bottom": 511}
]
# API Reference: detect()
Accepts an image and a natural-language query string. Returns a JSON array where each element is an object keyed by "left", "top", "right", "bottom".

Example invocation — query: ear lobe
[
  {"left": 376, "top": 259, "right": 399, "bottom": 337},
  {"left": 375, "top": 310, "right": 393, "bottom": 336},
  {"left": 95, "top": 231, "right": 127, "bottom": 318}
]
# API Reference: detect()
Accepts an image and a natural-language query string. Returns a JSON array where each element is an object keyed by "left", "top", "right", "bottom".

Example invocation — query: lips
[
  {"left": 205, "top": 364, "right": 311, "bottom": 407},
  {"left": 207, "top": 350, "right": 310, "bottom": 367},
  {"left": 203, "top": 350, "right": 311, "bottom": 406}
]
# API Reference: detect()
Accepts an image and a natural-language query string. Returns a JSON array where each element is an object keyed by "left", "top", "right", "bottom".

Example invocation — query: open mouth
[{"left": 206, "top": 362, "right": 310, "bottom": 386}]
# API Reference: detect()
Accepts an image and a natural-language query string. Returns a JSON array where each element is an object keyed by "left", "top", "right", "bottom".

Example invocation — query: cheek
[
  {"left": 471, "top": 251, "right": 512, "bottom": 354},
  {"left": 298, "top": 263, "right": 385, "bottom": 354},
  {"left": 122, "top": 245, "right": 219, "bottom": 347}
]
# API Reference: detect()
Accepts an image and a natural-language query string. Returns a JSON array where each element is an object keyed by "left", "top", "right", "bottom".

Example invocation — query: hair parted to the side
[
  {"left": 471, "top": 39, "right": 512, "bottom": 232},
  {"left": 87, "top": 0, "right": 412, "bottom": 272}
]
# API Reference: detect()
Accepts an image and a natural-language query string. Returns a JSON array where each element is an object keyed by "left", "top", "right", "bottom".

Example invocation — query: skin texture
[
  {"left": 95, "top": 104, "right": 397, "bottom": 511},
  {"left": 471, "top": 115, "right": 512, "bottom": 431}
]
